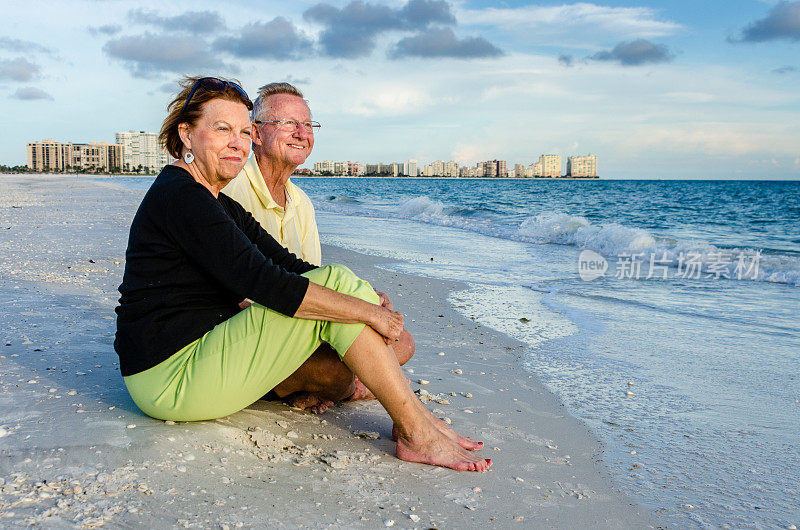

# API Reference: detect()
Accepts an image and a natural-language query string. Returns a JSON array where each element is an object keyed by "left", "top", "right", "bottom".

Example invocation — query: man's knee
[
  {"left": 311, "top": 345, "right": 356, "bottom": 399},
  {"left": 395, "top": 329, "right": 415, "bottom": 366}
]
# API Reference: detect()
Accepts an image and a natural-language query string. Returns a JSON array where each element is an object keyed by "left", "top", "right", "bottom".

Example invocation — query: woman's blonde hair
[{"left": 159, "top": 76, "right": 253, "bottom": 159}]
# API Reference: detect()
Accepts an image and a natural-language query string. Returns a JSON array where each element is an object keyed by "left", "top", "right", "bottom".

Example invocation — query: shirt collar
[{"left": 242, "top": 155, "right": 295, "bottom": 211}]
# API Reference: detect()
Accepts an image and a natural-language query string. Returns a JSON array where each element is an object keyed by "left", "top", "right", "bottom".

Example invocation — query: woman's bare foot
[
  {"left": 286, "top": 392, "right": 334, "bottom": 414},
  {"left": 346, "top": 376, "right": 376, "bottom": 401},
  {"left": 395, "top": 420, "right": 491, "bottom": 472},
  {"left": 392, "top": 395, "right": 483, "bottom": 450},
  {"left": 392, "top": 418, "right": 483, "bottom": 451}
]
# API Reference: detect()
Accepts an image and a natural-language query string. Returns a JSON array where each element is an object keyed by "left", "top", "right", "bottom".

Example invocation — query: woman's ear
[{"left": 178, "top": 122, "right": 191, "bottom": 151}]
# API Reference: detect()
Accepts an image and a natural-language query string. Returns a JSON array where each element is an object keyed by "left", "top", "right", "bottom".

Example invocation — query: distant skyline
[{"left": 2, "top": 0, "right": 799, "bottom": 179}]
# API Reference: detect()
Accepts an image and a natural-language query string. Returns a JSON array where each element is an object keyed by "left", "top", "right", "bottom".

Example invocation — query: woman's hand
[
  {"left": 370, "top": 305, "right": 405, "bottom": 344},
  {"left": 374, "top": 289, "right": 394, "bottom": 311}
]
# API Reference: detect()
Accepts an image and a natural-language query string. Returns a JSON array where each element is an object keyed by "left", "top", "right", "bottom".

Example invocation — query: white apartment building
[
  {"left": 403, "top": 159, "right": 418, "bottom": 177},
  {"left": 115, "top": 131, "right": 170, "bottom": 173},
  {"left": 445, "top": 161, "right": 459, "bottom": 177},
  {"left": 567, "top": 154, "right": 598, "bottom": 177}
]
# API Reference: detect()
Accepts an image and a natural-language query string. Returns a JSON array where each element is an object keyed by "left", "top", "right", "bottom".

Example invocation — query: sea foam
[{"left": 317, "top": 195, "right": 800, "bottom": 287}]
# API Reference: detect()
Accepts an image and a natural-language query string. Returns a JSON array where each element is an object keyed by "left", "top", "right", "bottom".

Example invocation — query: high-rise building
[
  {"left": 313, "top": 160, "right": 335, "bottom": 174},
  {"left": 403, "top": 159, "right": 418, "bottom": 177},
  {"left": 26, "top": 139, "right": 72, "bottom": 172},
  {"left": 539, "top": 154, "right": 562, "bottom": 177},
  {"left": 524, "top": 161, "right": 543, "bottom": 178},
  {"left": 115, "top": 131, "right": 170, "bottom": 173},
  {"left": 347, "top": 161, "right": 364, "bottom": 176},
  {"left": 480, "top": 160, "right": 507, "bottom": 178},
  {"left": 26, "top": 139, "right": 122, "bottom": 172},
  {"left": 566, "top": 154, "right": 598, "bottom": 177},
  {"left": 445, "top": 161, "right": 459, "bottom": 178},
  {"left": 514, "top": 163, "right": 524, "bottom": 178}
]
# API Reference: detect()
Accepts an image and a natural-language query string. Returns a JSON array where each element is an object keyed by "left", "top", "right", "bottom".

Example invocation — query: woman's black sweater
[{"left": 114, "top": 165, "right": 316, "bottom": 376}]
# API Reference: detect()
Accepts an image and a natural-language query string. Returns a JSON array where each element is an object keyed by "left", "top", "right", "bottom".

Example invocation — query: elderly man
[{"left": 224, "top": 83, "right": 414, "bottom": 412}]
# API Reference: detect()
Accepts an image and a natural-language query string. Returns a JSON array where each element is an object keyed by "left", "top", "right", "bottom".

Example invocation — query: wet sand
[{"left": 0, "top": 174, "right": 659, "bottom": 528}]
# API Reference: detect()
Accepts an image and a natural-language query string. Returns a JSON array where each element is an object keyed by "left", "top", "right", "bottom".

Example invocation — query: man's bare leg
[
  {"left": 271, "top": 345, "right": 356, "bottom": 413},
  {"left": 272, "top": 329, "right": 416, "bottom": 409},
  {"left": 341, "top": 326, "right": 490, "bottom": 471}
]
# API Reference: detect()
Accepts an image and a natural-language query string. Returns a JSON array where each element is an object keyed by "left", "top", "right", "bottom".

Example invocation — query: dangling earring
[{"left": 184, "top": 150, "right": 194, "bottom": 164}]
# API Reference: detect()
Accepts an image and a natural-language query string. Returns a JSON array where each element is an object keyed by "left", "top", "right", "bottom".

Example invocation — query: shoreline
[{"left": 0, "top": 175, "right": 658, "bottom": 527}]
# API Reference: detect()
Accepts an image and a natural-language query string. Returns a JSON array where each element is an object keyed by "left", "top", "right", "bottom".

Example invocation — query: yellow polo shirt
[{"left": 222, "top": 156, "right": 322, "bottom": 266}]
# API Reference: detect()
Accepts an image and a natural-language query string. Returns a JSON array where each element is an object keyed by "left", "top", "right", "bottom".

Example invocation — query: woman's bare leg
[{"left": 342, "top": 326, "right": 491, "bottom": 472}]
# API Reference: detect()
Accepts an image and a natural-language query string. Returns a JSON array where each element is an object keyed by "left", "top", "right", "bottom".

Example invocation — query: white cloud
[
  {"left": 617, "top": 123, "right": 799, "bottom": 157},
  {"left": 346, "top": 85, "right": 433, "bottom": 116},
  {"left": 663, "top": 91, "right": 716, "bottom": 103},
  {"left": 458, "top": 3, "right": 681, "bottom": 45}
]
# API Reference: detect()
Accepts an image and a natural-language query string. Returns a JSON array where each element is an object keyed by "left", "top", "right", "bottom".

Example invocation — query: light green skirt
[{"left": 123, "top": 264, "right": 378, "bottom": 421}]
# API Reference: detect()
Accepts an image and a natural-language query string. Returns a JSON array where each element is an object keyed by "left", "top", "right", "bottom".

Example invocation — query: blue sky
[{"left": 2, "top": 0, "right": 799, "bottom": 178}]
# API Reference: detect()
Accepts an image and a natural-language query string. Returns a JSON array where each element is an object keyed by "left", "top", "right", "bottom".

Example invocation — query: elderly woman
[{"left": 114, "top": 76, "right": 490, "bottom": 472}]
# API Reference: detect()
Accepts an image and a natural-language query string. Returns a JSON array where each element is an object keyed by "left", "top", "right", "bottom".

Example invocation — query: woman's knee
[{"left": 307, "top": 264, "right": 378, "bottom": 303}]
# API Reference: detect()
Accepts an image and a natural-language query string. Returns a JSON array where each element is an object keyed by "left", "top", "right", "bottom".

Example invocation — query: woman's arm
[
  {"left": 164, "top": 184, "right": 310, "bottom": 316},
  {"left": 294, "top": 282, "right": 405, "bottom": 342},
  {"left": 224, "top": 194, "right": 316, "bottom": 275}
]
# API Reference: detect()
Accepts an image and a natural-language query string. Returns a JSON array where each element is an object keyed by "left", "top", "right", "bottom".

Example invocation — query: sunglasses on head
[{"left": 181, "top": 77, "right": 252, "bottom": 114}]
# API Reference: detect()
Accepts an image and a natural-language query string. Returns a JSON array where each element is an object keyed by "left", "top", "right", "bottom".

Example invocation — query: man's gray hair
[{"left": 251, "top": 82, "right": 305, "bottom": 122}]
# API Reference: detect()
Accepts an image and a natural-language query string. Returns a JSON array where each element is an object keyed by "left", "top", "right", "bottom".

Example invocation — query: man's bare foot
[
  {"left": 395, "top": 421, "right": 491, "bottom": 472},
  {"left": 286, "top": 392, "right": 334, "bottom": 414},
  {"left": 347, "top": 376, "right": 376, "bottom": 401}
]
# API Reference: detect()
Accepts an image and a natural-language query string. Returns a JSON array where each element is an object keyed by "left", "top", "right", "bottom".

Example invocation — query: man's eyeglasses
[
  {"left": 181, "top": 77, "right": 252, "bottom": 114},
  {"left": 255, "top": 119, "right": 321, "bottom": 133}
]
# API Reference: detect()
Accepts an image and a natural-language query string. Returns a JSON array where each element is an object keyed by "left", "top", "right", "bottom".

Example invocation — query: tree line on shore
[{"left": 0, "top": 164, "right": 159, "bottom": 175}]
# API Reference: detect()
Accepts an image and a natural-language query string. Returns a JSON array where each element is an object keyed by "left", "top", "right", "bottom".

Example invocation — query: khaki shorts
[{"left": 123, "top": 264, "right": 378, "bottom": 421}]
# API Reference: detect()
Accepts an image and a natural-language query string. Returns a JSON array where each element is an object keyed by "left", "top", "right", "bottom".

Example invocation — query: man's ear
[{"left": 251, "top": 123, "right": 263, "bottom": 147}]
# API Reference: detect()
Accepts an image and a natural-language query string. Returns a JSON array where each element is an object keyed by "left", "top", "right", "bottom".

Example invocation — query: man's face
[{"left": 254, "top": 93, "right": 314, "bottom": 168}]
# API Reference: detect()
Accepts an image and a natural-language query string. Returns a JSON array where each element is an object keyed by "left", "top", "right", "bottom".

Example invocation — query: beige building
[
  {"left": 479, "top": 160, "right": 507, "bottom": 178},
  {"left": 347, "top": 161, "right": 364, "bottom": 176},
  {"left": 27, "top": 139, "right": 122, "bottom": 172},
  {"left": 313, "top": 160, "right": 335, "bottom": 174},
  {"left": 567, "top": 154, "right": 598, "bottom": 177},
  {"left": 538, "top": 154, "right": 562, "bottom": 178},
  {"left": 525, "top": 161, "right": 543, "bottom": 178},
  {"left": 27, "top": 139, "right": 72, "bottom": 172}
]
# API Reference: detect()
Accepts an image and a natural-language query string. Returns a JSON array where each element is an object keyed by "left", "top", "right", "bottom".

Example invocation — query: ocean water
[{"left": 102, "top": 175, "right": 800, "bottom": 528}]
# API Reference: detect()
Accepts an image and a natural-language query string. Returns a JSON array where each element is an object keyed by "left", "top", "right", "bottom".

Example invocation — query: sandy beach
[{"left": 0, "top": 174, "right": 659, "bottom": 528}]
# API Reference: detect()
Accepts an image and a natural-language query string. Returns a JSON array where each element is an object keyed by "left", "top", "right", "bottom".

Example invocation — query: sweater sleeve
[
  {"left": 163, "top": 183, "right": 310, "bottom": 316},
  {"left": 221, "top": 194, "right": 318, "bottom": 275}
]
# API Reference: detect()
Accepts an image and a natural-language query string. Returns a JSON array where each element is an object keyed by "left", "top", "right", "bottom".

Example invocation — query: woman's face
[{"left": 181, "top": 98, "right": 252, "bottom": 185}]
